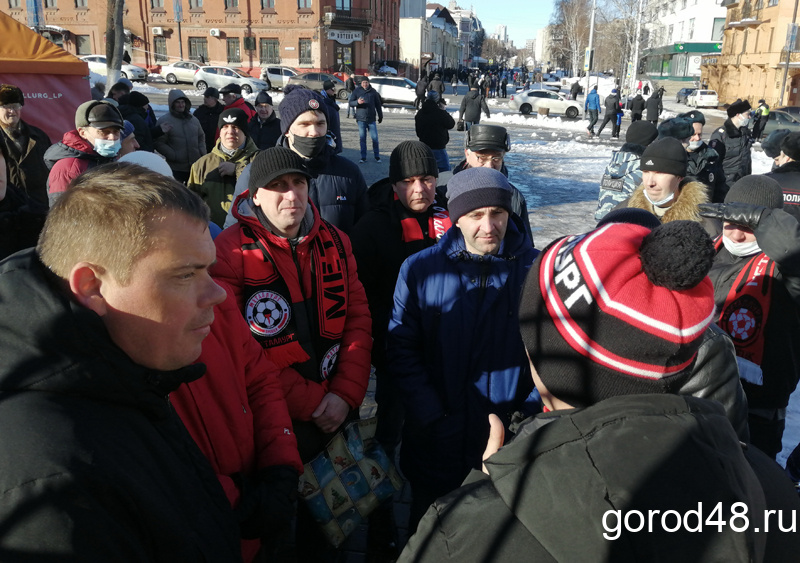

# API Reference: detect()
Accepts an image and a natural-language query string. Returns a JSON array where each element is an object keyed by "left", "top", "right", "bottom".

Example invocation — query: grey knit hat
[
  {"left": 248, "top": 146, "right": 311, "bottom": 195},
  {"left": 447, "top": 167, "right": 513, "bottom": 221},
  {"left": 725, "top": 175, "right": 784, "bottom": 209},
  {"left": 389, "top": 141, "right": 438, "bottom": 184}
]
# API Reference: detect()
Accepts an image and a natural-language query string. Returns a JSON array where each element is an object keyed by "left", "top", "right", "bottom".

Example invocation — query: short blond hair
[{"left": 38, "top": 162, "right": 210, "bottom": 284}]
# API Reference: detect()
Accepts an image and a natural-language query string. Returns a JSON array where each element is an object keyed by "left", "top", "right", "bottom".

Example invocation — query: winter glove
[
  {"left": 698, "top": 202, "right": 767, "bottom": 231},
  {"left": 234, "top": 465, "right": 299, "bottom": 540},
  {"left": 378, "top": 116, "right": 383, "bottom": 124}
]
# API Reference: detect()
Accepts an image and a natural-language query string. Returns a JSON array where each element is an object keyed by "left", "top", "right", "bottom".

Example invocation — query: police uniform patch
[{"left": 246, "top": 290, "right": 291, "bottom": 337}]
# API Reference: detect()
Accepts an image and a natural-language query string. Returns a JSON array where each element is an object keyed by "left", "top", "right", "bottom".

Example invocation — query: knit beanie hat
[
  {"left": 678, "top": 110, "right": 705, "bottom": 125},
  {"left": 640, "top": 137, "right": 688, "bottom": 177},
  {"left": 203, "top": 87, "right": 220, "bottom": 99},
  {"left": 255, "top": 90, "right": 273, "bottom": 106},
  {"left": 447, "top": 167, "right": 513, "bottom": 221},
  {"left": 762, "top": 129, "right": 791, "bottom": 158},
  {"left": 120, "top": 119, "right": 136, "bottom": 140},
  {"left": 322, "top": 79, "right": 336, "bottom": 91},
  {"left": 519, "top": 220, "right": 716, "bottom": 408},
  {"left": 278, "top": 85, "right": 328, "bottom": 134},
  {"left": 781, "top": 131, "right": 800, "bottom": 161},
  {"left": 724, "top": 175, "right": 784, "bottom": 209},
  {"left": 657, "top": 118, "right": 693, "bottom": 141},
  {"left": 625, "top": 121, "right": 658, "bottom": 147},
  {"left": 0, "top": 84, "right": 24, "bottom": 106},
  {"left": 218, "top": 108, "right": 250, "bottom": 135},
  {"left": 426, "top": 90, "right": 440, "bottom": 102},
  {"left": 727, "top": 99, "right": 751, "bottom": 118},
  {"left": 126, "top": 91, "right": 150, "bottom": 108},
  {"left": 389, "top": 141, "right": 438, "bottom": 184},
  {"left": 248, "top": 146, "right": 312, "bottom": 195}
]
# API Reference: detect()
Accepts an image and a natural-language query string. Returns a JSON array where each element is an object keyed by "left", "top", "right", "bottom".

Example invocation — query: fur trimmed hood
[{"left": 626, "top": 179, "right": 718, "bottom": 233}]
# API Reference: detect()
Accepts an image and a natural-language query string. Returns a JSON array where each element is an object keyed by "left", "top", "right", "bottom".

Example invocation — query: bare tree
[
  {"left": 106, "top": 0, "right": 125, "bottom": 86},
  {"left": 550, "top": 0, "right": 593, "bottom": 75}
]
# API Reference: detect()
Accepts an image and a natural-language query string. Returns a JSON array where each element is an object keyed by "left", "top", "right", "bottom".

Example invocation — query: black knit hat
[
  {"left": 781, "top": 131, "right": 800, "bottom": 161},
  {"left": 657, "top": 118, "right": 693, "bottom": 141},
  {"left": 255, "top": 90, "right": 273, "bottom": 106},
  {"left": 640, "top": 137, "right": 688, "bottom": 177},
  {"left": 727, "top": 99, "right": 751, "bottom": 118},
  {"left": 625, "top": 121, "right": 658, "bottom": 147},
  {"left": 220, "top": 83, "right": 242, "bottom": 95},
  {"left": 0, "top": 84, "right": 24, "bottom": 106},
  {"left": 126, "top": 91, "right": 150, "bottom": 108},
  {"left": 218, "top": 108, "right": 250, "bottom": 135},
  {"left": 322, "top": 79, "right": 336, "bottom": 91},
  {"left": 203, "top": 87, "right": 220, "bottom": 99},
  {"left": 762, "top": 129, "right": 791, "bottom": 158},
  {"left": 519, "top": 220, "right": 716, "bottom": 408},
  {"left": 389, "top": 141, "right": 438, "bottom": 184},
  {"left": 678, "top": 110, "right": 705, "bottom": 125},
  {"left": 725, "top": 175, "right": 784, "bottom": 209},
  {"left": 248, "top": 146, "right": 311, "bottom": 195},
  {"left": 447, "top": 167, "right": 513, "bottom": 221},
  {"left": 278, "top": 85, "right": 328, "bottom": 134},
  {"left": 596, "top": 207, "right": 662, "bottom": 230}
]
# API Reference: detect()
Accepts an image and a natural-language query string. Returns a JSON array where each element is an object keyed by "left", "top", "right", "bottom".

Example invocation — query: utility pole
[
  {"left": 628, "top": 0, "right": 646, "bottom": 94},
  {"left": 584, "top": 0, "right": 597, "bottom": 96},
  {"left": 174, "top": 0, "right": 184, "bottom": 61}
]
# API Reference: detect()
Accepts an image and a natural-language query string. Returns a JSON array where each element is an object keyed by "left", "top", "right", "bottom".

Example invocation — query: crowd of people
[{"left": 2, "top": 72, "right": 800, "bottom": 563}]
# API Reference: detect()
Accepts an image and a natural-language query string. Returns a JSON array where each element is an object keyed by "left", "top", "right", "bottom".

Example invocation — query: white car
[
  {"left": 193, "top": 66, "right": 270, "bottom": 94},
  {"left": 367, "top": 76, "right": 417, "bottom": 105},
  {"left": 159, "top": 61, "right": 202, "bottom": 84},
  {"left": 508, "top": 89, "right": 582, "bottom": 118},
  {"left": 80, "top": 55, "right": 148, "bottom": 82},
  {"left": 687, "top": 90, "right": 719, "bottom": 109},
  {"left": 261, "top": 65, "right": 298, "bottom": 90}
]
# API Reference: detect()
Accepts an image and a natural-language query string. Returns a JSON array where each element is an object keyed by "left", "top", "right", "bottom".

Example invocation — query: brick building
[{"left": 2, "top": 0, "right": 399, "bottom": 76}]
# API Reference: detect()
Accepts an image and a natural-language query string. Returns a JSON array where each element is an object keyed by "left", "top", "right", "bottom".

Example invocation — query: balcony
[
  {"left": 323, "top": 7, "right": 372, "bottom": 30},
  {"left": 727, "top": 4, "right": 764, "bottom": 28}
]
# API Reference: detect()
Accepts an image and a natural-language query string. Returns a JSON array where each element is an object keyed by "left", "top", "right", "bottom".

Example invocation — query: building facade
[{"left": 2, "top": 0, "right": 400, "bottom": 75}]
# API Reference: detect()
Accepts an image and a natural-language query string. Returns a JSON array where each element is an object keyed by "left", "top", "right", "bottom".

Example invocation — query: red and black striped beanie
[{"left": 519, "top": 220, "right": 716, "bottom": 408}]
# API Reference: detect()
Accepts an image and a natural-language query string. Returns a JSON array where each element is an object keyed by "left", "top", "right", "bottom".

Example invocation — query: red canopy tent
[{"left": 0, "top": 11, "right": 89, "bottom": 141}]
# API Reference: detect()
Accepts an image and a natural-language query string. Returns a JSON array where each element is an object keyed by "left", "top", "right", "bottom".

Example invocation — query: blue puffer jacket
[
  {"left": 387, "top": 217, "right": 540, "bottom": 495},
  {"left": 585, "top": 89, "right": 601, "bottom": 111}
]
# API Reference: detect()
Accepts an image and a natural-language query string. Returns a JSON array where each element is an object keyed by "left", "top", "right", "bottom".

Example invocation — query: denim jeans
[
  {"left": 358, "top": 120, "right": 380, "bottom": 159},
  {"left": 431, "top": 148, "right": 450, "bottom": 172}
]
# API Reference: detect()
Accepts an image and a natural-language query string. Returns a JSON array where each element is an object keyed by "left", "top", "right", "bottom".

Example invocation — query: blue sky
[{"left": 467, "top": 0, "right": 555, "bottom": 48}]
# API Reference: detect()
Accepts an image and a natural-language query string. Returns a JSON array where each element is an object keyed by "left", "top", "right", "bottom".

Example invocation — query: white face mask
[
  {"left": 722, "top": 235, "right": 761, "bottom": 257},
  {"left": 738, "top": 114, "right": 751, "bottom": 128},
  {"left": 688, "top": 140, "right": 703, "bottom": 151},
  {"left": 643, "top": 189, "right": 675, "bottom": 207}
]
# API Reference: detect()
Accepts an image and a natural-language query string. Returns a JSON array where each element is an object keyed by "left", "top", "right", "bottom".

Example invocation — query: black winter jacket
[
  {"left": 349, "top": 86, "right": 383, "bottom": 123},
  {"left": 0, "top": 250, "right": 242, "bottom": 562},
  {"left": 321, "top": 91, "right": 342, "bottom": 154},
  {"left": 709, "top": 118, "right": 752, "bottom": 185},
  {"left": 629, "top": 94, "right": 645, "bottom": 114},
  {"left": 0, "top": 182, "right": 46, "bottom": 261},
  {"left": 458, "top": 90, "right": 490, "bottom": 123},
  {"left": 603, "top": 93, "right": 622, "bottom": 115},
  {"left": 415, "top": 99, "right": 455, "bottom": 149},
  {"left": 193, "top": 101, "right": 225, "bottom": 153},
  {"left": 119, "top": 103, "right": 159, "bottom": 153},
  {"left": 688, "top": 142, "right": 728, "bottom": 202},
  {"left": 247, "top": 112, "right": 282, "bottom": 150},
  {"left": 645, "top": 94, "right": 663, "bottom": 120},
  {"left": 401, "top": 394, "right": 800, "bottom": 562},
  {"left": 765, "top": 160, "right": 800, "bottom": 222},
  {"left": 0, "top": 121, "right": 51, "bottom": 208}
]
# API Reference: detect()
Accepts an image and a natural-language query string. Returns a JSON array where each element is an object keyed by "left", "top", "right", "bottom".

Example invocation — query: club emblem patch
[
  {"left": 308, "top": 99, "right": 320, "bottom": 109},
  {"left": 246, "top": 291, "right": 291, "bottom": 337},
  {"left": 320, "top": 344, "right": 340, "bottom": 380},
  {"left": 723, "top": 295, "right": 762, "bottom": 343}
]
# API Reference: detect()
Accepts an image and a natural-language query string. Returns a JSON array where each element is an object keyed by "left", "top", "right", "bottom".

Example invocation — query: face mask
[
  {"left": 290, "top": 135, "right": 327, "bottom": 159},
  {"left": 643, "top": 189, "right": 675, "bottom": 207},
  {"left": 94, "top": 137, "right": 121, "bottom": 158},
  {"left": 688, "top": 140, "right": 703, "bottom": 151},
  {"left": 722, "top": 235, "right": 761, "bottom": 257},
  {"left": 738, "top": 115, "right": 751, "bottom": 128}
]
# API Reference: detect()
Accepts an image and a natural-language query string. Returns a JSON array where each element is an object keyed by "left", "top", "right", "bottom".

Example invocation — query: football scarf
[
  {"left": 240, "top": 220, "right": 349, "bottom": 383},
  {"left": 393, "top": 192, "right": 452, "bottom": 255},
  {"left": 715, "top": 237, "right": 775, "bottom": 367}
]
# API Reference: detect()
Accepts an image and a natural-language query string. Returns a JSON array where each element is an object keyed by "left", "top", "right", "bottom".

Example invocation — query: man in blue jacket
[
  {"left": 585, "top": 85, "right": 601, "bottom": 138},
  {"left": 387, "top": 167, "right": 539, "bottom": 534},
  {"left": 349, "top": 77, "right": 383, "bottom": 163}
]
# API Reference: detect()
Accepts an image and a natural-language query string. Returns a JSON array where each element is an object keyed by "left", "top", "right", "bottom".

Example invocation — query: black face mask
[{"left": 291, "top": 135, "right": 327, "bottom": 159}]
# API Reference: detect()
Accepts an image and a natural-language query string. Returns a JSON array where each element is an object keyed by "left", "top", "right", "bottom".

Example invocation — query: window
[
  {"left": 76, "top": 34, "right": 91, "bottom": 54},
  {"left": 336, "top": 0, "right": 351, "bottom": 9},
  {"left": 768, "top": 0, "right": 777, "bottom": 6},
  {"left": 227, "top": 37, "right": 241, "bottom": 63},
  {"left": 712, "top": 17, "right": 725, "bottom": 40},
  {"left": 688, "top": 18, "right": 695, "bottom": 40},
  {"left": 44, "top": 0, "right": 56, "bottom": 7},
  {"left": 188, "top": 37, "right": 208, "bottom": 62},
  {"left": 75, "top": 0, "right": 87, "bottom": 6},
  {"left": 678, "top": 21, "right": 684, "bottom": 40},
  {"left": 154, "top": 37, "right": 167, "bottom": 62},
  {"left": 9, "top": 0, "right": 20, "bottom": 8},
  {"left": 668, "top": 24, "right": 674, "bottom": 41},
  {"left": 680, "top": 0, "right": 686, "bottom": 8},
  {"left": 298, "top": 0, "right": 312, "bottom": 8},
  {"left": 299, "top": 38, "right": 312, "bottom": 64},
  {"left": 151, "top": 0, "right": 164, "bottom": 8},
  {"left": 224, "top": 0, "right": 238, "bottom": 9},
  {"left": 260, "top": 38, "right": 280, "bottom": 63},
  {"left": 261, "top": 0, "right": 274, "bottom": 8},
  {"left": 189, "top": 0, "right": 203, "bottom": 8}
]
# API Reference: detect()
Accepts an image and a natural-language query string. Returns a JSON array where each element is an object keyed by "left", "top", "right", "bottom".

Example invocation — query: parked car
[
  {"left": 262, "top": 65, "right": 298, "bottom": 90},
  {"left": 80, "top": 55, "right": 147, "bottom": 82},
  {"left": 675, "top": 87, "right": 696, "bottom": 104},
  {"left": 508, "top": 89, "right": 582, "bottom": 118},
  {"left": 760, "top": 109, "right": 800, "bottom": 139},
  {"left": 287, "top": 72, "right": 349, "bottom": 99},
  {"left": 159, "top": 61, "right": 202, "bottom": 84},
  {"left": 687, "top": 89, "right": 719, "bottom": 109},
  {"left": 774, "top": 106, "right": 800, "bottom": 116},
  {"left": 367, "top": 76, "right": 417, "bottom": 105},
  {"left": 192, "top": 66, "right": 269, "bottom": 94}
]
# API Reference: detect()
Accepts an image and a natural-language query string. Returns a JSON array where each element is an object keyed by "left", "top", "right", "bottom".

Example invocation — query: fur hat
[
  {"left": 762, "top": 129, "right": 792, "bottom": 159},
  {"left": 75, "top": 100, "right": 124, "bottom": 129},
  {"left": 725, "top": 175, "right": 784, "bottom": 209},
  {"left": 640, "top": 137, "right": 688, "bottom": 177},
  {"left": 447, "top": 167, "right": 513, "bottom": 221},
  {"left": 727, "top": 99, "right": 751, "bottom": 118},
  {"left": 657, "top": 118, "right": 694, "bottom": 141},
  {"left": 0, "top": 84, "right": 24, "bottom": 106},
  {"left": 248, "top": 146, "right": 311, "bottom": 195},
  {"left": 625, "top": 121, "right": 658, "bottom": 147},
  {"left": 217, "top": 108, "right": 250, "bottom": 135},
  {"left": 519, "top": 220, "right": 716, "bottom": 408},
  {"left": 678, "top": 110, "right": 705, "bottom": 125},
  {"left": 781, "top": 131, "right": 800, "bottom": 162},
  {"left": 278, "top": 85, "right": 328, "bottom": 135},
  {"left": 389, "top": 140, "right": 438, "bottom": 184}
]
